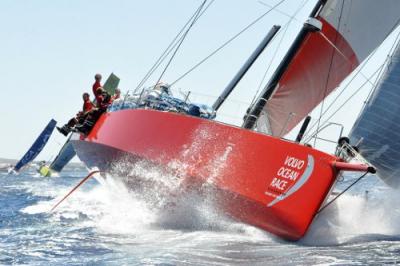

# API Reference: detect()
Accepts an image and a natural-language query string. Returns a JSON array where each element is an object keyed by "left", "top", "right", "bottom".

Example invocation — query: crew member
[
  {"left": 112, "top": 88, "right": 121, "bottom": 102},
  {"left": 95, "top": 87, "right": 111, "bottom": 110},
  {"left": 74, "top": 88, "right": 112, "bottom": 135},
  {"left": 92, "top": 73, "right": 102, "bottom": 97},
  {"left": 82, "top": 92, "right": 94, "bottom": 113},
  {"left": 57, "top": 92, "right": 94, "bottom": 136}
]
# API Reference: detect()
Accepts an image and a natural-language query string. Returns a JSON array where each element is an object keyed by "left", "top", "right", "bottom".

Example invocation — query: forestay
[{"left": 258, "top": 0, "right": 400, "bottom": 137}]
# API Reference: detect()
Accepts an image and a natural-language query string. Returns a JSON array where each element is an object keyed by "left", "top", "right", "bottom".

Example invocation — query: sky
[{"left": 0, "top": 0, "right": 399, "bottom": 162}]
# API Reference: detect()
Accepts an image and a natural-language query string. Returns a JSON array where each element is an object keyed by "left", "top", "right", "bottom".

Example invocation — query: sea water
[{"left": 1, "top": 164, "right": 400, "bottom": 265}]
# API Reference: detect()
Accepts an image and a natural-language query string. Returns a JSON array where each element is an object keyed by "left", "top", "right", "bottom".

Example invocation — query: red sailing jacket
[
  {"left": 83, "top": 100, "right": 94, "bottom": 113},
  {"left": 92, "top": 81, "right": 102, "bottom": 96}
]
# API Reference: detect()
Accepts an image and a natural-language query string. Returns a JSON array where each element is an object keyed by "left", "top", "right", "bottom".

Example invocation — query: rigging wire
[
  {"left": 134, "top": 0, "right": 215, "bottom": 93},
  {"left": 363, "top": 30, "right": 400, "bottom": 105},
  {"left": 319, "top": 32, "right": 380, "bottom": 89},
  {"left": 169, "top": 0, "right": 288, "bottom": 86},
  {"left": 303, "top": 63, "right": 386, "bottom": 144},
  {"left": 249, "top": 0, "right": 309, "bottom": 107},
  {"left": 154, "top": 0, "right": 208, "bottom": 88},
  {"left": 303, "top": 56, "right": 377, "bottom": 141},
  {"left": 304, "top": 25, "right": 400, "bottom": 142},
  {"left": 350, "top": 32, "right": 400, "bottom": 127},
  {"left": 313, "top": 0, "right": 345, "bottom": 147},
  {"left": 303, "top": 28, "right": 400, "bottom": 143},
  {"left": 134, "top": 20, "right": 193, "bottom": 93},
  {"left": 317, "top": 170, "right": 369, "bottom": 214},
  {"left": 257, "top": 0, "right": 303, "bottom": 24}
]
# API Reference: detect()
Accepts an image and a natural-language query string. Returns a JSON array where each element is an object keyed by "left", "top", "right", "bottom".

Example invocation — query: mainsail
[
  {"left": 350, "top": 40, "right": 400, "bottom": 188},
  {"left": 257, "top": 0, "right": 400, "bottom": 137},
  {"left": 49, "top": 135, "right": 76, "bottom": 172},
  {"left": 14, "top": 119, "right": 57, "bottom": 172}
]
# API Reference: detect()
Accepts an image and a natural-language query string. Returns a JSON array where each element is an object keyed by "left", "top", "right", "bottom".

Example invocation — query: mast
[
  {"left": 243, "top": 0, "right": 327, "bottom": 129},
  {"left": 212, "top": 25, "right": 281, "bottom": 111}
]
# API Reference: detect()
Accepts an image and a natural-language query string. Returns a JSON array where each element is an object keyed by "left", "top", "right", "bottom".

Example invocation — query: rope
[
  {"left": 169, "top": 0, "right": 288, "bottom": 86},
  {"left": 317, "top": 170, "right": 369, "bottom": 214}
]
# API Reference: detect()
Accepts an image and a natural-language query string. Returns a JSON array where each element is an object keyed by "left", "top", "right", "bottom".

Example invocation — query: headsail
[
  {"left": 257, "top": 0, "right": 400, "bottom": 137},
  {"left": 49, "top": 135, "right": 76, "bottom": 172},
  {"left": 350, "top": 40, "right": 400, "bottom": 188},
  {"left": 14, "top": 119, "right": 57, "bottom": 172}
]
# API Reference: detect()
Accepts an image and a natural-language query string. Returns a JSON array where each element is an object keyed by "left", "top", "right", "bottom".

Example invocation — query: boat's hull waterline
[{"left": 72, "top": 109, "right": 354, "bottom": 240}]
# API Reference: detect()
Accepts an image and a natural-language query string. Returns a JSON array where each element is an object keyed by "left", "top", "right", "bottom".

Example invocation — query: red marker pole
[{"left": 50, "top": 170, "right": 100, "bottom": 212}]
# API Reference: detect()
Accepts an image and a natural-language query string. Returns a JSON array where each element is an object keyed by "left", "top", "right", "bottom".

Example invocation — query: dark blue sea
[{"left": 1, "top": 164, "right": 400, "bottom": 265}]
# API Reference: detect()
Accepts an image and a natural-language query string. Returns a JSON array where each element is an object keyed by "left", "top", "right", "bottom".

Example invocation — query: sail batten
[{"left": 257, "top": 0, "right": 400, "bottom": 137}]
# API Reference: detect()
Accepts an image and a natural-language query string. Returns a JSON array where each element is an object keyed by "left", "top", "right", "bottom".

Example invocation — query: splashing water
[{"left": 2, "top": 161, "right": 400, "bottom": 264}]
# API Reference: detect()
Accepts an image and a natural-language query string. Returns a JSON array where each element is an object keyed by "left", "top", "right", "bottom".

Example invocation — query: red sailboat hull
[{"left": 72, "top": 109, "right": 340, "bottom": 240}]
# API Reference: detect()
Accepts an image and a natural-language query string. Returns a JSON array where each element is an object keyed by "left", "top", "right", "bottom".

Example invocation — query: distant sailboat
[
  {"left": 49, "top": 136, "right": 76, "bottom": 172},
  {"left": 39, "top": 135, "right": 76, "bottom": 177},
  {"left": 13, "top": 119, "right": 57, "bottom": 172}
]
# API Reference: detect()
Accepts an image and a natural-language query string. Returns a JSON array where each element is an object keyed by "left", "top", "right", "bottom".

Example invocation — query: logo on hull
[{"left": 266, "top": 155, "right": 315, "bottom": 207}]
